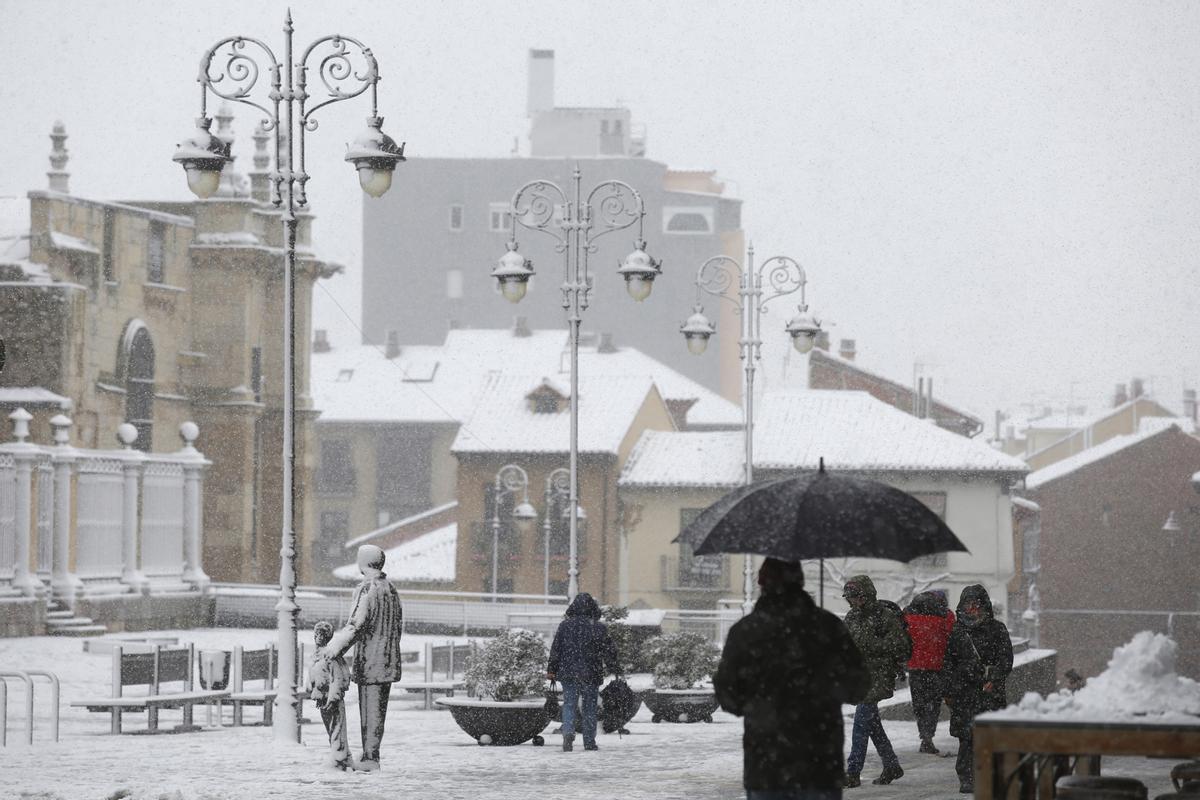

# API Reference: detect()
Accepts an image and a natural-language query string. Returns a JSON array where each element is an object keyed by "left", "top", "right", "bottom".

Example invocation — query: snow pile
[{"left": 1001, "top": 631, "right": 1200, "bottom": 721}]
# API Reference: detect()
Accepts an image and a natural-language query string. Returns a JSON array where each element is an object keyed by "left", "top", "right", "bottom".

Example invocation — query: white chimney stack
[{"left": 528, "top": 49, "right": 555, "bottom": 117}]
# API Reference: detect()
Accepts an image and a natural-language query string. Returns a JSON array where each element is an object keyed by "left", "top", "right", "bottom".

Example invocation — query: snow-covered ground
[{"left": 0, "top": 629, "right": 1184, "bottom": 799}]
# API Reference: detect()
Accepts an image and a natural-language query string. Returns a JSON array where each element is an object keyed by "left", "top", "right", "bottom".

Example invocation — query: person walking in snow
[
  {"left": 546, "top": 592, "right": 619, "bottom": 752},
  {"left": 322, "top": 544, "right": 405, "bottom": 772},
  {"left": 842, "top": 575, "right": 909, "bottom": 788},
  {"left": 714, "top": 558, "right": 870, "bottom": 799},
  {"left": 940, "top": 584, "right": 1013, "bottom": 794},
  {"left": 904, "top": 590, "right": 956, "bottom": 753},
  {"left": 307, "top": 621, "right": 352, "bottom": 770}
]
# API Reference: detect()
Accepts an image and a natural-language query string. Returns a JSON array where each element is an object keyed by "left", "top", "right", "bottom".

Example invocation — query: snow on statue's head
[{"left": 357, "top": 544, "right": 386, "bottom": 573}]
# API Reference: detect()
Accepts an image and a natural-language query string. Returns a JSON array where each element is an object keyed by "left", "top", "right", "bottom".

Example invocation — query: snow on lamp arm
[
  {"left": 679, "top": 245, "right": 821, "bottom": 614},
  {"left": 490, "top": 167, "right": 658, "bottom": 602},
  {"left": 170, "top": 11, "right": 407, "bottom": 745}
]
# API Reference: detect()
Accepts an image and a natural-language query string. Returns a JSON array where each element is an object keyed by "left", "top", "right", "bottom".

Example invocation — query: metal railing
[
  {"left": 660, "top": 555, "right": 730, "bottom": 593},
  {"left": 0, "top": 670, "right": 60, "bottom": 746}
]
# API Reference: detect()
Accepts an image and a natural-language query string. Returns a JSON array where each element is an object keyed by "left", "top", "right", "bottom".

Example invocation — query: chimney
[
  {"left": 513, "top": 316, "right": 532, "bottom": 338},
  {"left": 447, "top": 318, "right": 460, "bottom": 330},
  {"left": 249, "top": 121, "right": 272, "bottom": 203},
  {"left": 47, "top": 121, "right": 69, "bottom": 193},
  {"left": 385, "top": 329, "right": 401, "bottom": 359},
  {"left": 838, "top": 339, "right": 856, "bottom": 362},
  {"left": 1184, "top": 388, "right": 1197, "bottom": 422},
  {"left": 916, "top": 377, "right": 925, "bottom": 418},
  {"left": 926, "top": 377, "right": 934, "bottom": 420},
  {"left": 597, "top": 332, "right": 617, "bottom": 353},
  {"left": 528, "top": 49, "right": 555, "bottom": 117},
  {"left": 815, "top": 330, "right": 831, "bottom": 352},
  {"left": 313, "top": 329, "right": 330, "bottom": 353},
  {"left": 1130, "top": 378, "right": 1145, "bottom": 400}
]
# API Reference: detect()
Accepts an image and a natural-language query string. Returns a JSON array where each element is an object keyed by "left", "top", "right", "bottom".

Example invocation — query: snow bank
[{"left": 998, "top": 631, "right": 1200, "bottom": 722}]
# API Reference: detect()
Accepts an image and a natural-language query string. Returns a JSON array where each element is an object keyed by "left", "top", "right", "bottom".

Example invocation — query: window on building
[
  {"left": 489, "top": 203, "right": 513, "bottom": 233},
  {"left": 613, "top": 119, "right": 623, "bottom": 135},
  {"left": 663, "top": 207, "right": 714, "bottom": 234},
  {"left": 314, "top": 511, "right": 350, "bottom": 576},
  {"left": 447, "top": 269, "right": 463, "bottom": 299},
  {"left": 101, "top": 210, "right": 116, "bottom": 282},
  {"left": 449, "top": 204, "right": 463, "bottom": 231},
  {"left": 318, "top": 439, "right": 355, "bottom": 493},
  {"left": 336, "top": 369, "right": 354, "bottom": 382},
  {"left": 482, "top": 575, "right": 515, "bottom": 599},
  {"left": 147, "top": 220, "right": 165, "bottom": 283},
  {"left": 600, "top": 120, "right": 610, "bottom": 135},
  {"left": 677, "top": 508, "right": 723, "bottom": 587},
  {"left": 375, "top": 430, "right": 432, "bottom": 522},
  {"left": 120, "top": 321, "right": 155, "bottom": 452}
]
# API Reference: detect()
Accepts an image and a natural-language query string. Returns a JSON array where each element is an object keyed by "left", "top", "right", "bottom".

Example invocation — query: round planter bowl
[
  {"left": 435, "top": 697, "right": 549, "bottom": 746},
  {"left": 644, "top": 688, "right": 719, "bottom": 723}
]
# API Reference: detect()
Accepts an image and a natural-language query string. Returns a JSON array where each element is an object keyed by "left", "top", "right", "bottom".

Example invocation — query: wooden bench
[
  {"left": 401, "top": 680, "right": 466, "bottom": 710},
  {"left": 71, "top": 644, "right": 228, "bottom": 734},
  {"left": 227, "top": 643, "right": 310, "bottom": 726}
]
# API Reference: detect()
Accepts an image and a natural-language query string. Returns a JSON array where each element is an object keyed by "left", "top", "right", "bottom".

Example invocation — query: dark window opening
[
  {"left": 250, "top": 346, "right": 263, "bottom": 402},
  {"left": 318, "top": 439, "right": 355, "bottom": 492},
  {"left": 102, "top": 210, "right": 115, "bottom": 282},
  {"left": 147, "top": 221, "right": 166, "bottom": 284},
  {"left": 122, "top": 324, "right": 155, "bottom": 451}
]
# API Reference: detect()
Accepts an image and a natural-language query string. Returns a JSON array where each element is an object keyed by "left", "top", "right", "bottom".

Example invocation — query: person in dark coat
[
  {"left": 842, "top": 575, "right": 908, "bottom": 788},
  {"left": 940, "top": 584, "right": 1013, "bottom": 794},
  {"left": 714, "top": 558, "right": 870, "bottom": 800},
  {"left": 546, "top": 592, "right": 618, "bottom": 752},
  {"left": 323, "top": 544, "right": 405, "bottom": 772},
  {"left": 904, "top": 590, "right": 955, "bottom": 753}
]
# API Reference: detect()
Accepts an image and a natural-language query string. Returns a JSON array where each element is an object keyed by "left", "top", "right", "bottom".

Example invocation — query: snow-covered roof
[
  {"left": 452, "top": 373, "right": 659, "bottom": 455},
  {"left": 620, "top": 390, "right": 1029, "bottom": 488},
  {"left": 0, "top": 387, "right": 72, "bottom": 408},
  {"left": 1011, "top": 496, "right": 1041, "bottom": 512},
  {"left": 1138, "top": 415, "right": 1196, "bottom": 436},
  {"left": 1024, "top": 424, "right": 1180, "bottom": 490},
  {"left": 311, "top": 327, "right": 740, "bottom": 429},
  {"left": 332, "top": 522, "right": 456, "bottom": 583},
  {"left": 346, "top": 501, "right": 458, "bottom": 549}
]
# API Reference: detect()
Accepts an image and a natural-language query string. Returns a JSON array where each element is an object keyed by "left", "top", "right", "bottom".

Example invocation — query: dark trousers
[
  {"left": 358, "top": 683, "right": 392, "bottom": 763},
  {"left": 908, "top": 670, "right": 944, "bottom": 741},
  {"left": 561, "top": 680, "right": 598, "bottom": 747},
  {"left": 319, "top": 700, "right": 350, "bottom": 764},
  {"left": 747, "top": 791, "right": 842, "bottom": 800},
  {"left": 846, "top": 703, "right": 899, "bottom": 776},
  {"left": 956, "top": 727, "right": 974, "bottom": 784}
]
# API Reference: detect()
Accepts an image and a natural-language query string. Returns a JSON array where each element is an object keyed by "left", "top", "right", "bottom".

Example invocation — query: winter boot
[
  {"left": 562, "top": 738, "right": 574, "bottom": 752},
  {"left": 584, "top": 743, "right": 599, "bottom": 751},
  {"left": 844, "top": 775, "right": 861, "bottom": 788},
  {"left": 920, "top": 738, "right": 940, "bottom": 754},
  {"left": 959, "top": 779, "right": 974, "bottom": 794},
  {"left": 872, "top": 765, "right": 904, "bottom": 785}
]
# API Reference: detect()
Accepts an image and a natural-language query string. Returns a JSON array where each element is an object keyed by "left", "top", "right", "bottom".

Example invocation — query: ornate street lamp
[
  {"left": 490, "top": 464, "right": 537, "bottom": 602},
  {"left": 679, "top": 243, "right": 820, "bottom": 613},
  {"left": 172, "top": 12, "right": 406, "bottom": 743},
  {"left": 492, "top": 167, "right": 658, "bottom": 600}
]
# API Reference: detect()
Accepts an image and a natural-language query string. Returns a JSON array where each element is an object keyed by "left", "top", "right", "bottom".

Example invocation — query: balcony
[{"left": 660, "top": 555, "right": 730, "bottom": 594}]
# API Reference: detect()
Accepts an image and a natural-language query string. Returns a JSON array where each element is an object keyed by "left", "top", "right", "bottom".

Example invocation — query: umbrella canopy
[{"left": 675, "top": 462, "right": 969, "bottom": 563}]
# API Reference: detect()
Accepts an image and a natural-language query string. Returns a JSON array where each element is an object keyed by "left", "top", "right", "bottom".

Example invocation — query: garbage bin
[{"left": 199, "top": 649, "right": 231, "bottom": 691}]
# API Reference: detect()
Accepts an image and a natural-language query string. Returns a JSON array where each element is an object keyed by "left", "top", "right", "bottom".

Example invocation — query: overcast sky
[{"left": 2, "top": 1, "right": 1198, "bottom": 426}]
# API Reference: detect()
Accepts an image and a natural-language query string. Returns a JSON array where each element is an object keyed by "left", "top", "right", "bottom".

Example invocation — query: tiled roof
[
  {"left": 620, "top": 390, "right": 1028, "bottom": 488},
  {"left": 451, "top": 373, "right": 659, "bottom": 455}
]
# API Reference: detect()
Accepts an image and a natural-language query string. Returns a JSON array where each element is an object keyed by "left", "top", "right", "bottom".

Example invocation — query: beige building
[
  {"left": 619, "top": 390, "right": 1029, "bottom": 616},
  {"left": 0, "top": 118, "right": 338, "bottom": 585}
]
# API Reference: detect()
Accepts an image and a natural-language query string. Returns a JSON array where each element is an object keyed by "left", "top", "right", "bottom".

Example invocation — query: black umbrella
[{"left": 674, "top": 460, "right": 969, "bottom": 605}]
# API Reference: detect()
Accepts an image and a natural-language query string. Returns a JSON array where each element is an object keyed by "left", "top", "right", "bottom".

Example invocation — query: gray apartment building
[{"left": 361, "top": 50, "right": 745, "bottom": 397}]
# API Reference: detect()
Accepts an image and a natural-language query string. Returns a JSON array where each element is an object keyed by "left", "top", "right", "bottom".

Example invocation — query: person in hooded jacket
[
  {"left": 904, "top": 590, "right": 955, "bottom": 753},
  {"left": 715, "top": 558, "right": 870, "bottom": 800},
  {"left": 546, "top": 592, "right": 619, "bottom": 752},
  {"left": 940, "top": 584, "right": 1013, "bottom": 794},
  {"left": 842, "top": 575, "right": 909, "bottom": 788}
]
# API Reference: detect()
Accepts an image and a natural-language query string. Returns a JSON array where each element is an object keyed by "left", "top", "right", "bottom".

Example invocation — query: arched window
[{"left": 119, "top": 320, "right": 155, "bottom": 451}]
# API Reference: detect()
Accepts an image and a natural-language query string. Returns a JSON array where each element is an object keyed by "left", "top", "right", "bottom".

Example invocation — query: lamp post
[
  {"left": 171, "top": 12, "right": 405, "bottom": 743},
  {"left": 541, "top": 467, "right": 588, "bottom": 601},
  {"left": 492, "top": 167, "right": 660, "bottom": 601},
  {"left": 490, "top": 464, "right": 538, "bottom": 602},
  {"left": 679, "top": 243, "right": 821, "bottom": 614}
]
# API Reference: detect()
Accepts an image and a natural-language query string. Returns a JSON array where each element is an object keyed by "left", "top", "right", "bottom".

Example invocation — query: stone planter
[
  {"left": 644, "top": 688, "right": 719, "bottom": 723},
  {"left": 435, "top": 697, "right": 549, "bottom": 746}
]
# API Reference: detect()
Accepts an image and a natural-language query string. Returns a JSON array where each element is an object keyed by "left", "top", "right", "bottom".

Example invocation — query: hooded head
[
  {"left": 357, "top": 544, "right": 386, "bottom": 574},
  {"left": 566, "top": 591, "right": 601, "bottom": 620},
  {"left": 956, "top": 584, "right": 994, "bottom": 624},
  {"left": 758, "top": 557, "right": 806, "bottom": 595},
  {"left": 842, "top": 575, "right": 877, "bottom": 606},
  {"left": 907, "top": 590, "right": 946, "bottom": 616}
]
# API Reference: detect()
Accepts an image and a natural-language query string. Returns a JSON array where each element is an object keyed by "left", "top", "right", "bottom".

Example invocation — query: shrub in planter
[
  {"left": 644, "top": 631, "right": 719, "bottom": 690},
  {"left": 601, "top": 605, "right": 642, "bottom": 674},
  {"left": 464, "top": 629, "right": 548, "bottom": 702}
]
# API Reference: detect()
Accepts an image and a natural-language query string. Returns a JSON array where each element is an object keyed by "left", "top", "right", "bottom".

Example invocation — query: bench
[
  {"left": 70, "top": 644, "right": 228, "bottom": 734},
  {"left": 401, "top": 680, "right": 467, "bottom": 710},
  {"left": 226, "top": 643, "right": 310, "bottom": 726}
]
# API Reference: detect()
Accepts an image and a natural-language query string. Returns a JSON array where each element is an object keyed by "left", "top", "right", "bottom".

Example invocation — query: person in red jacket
[{"left": 904, "top": 590, "right": 955, "bottom": 754}]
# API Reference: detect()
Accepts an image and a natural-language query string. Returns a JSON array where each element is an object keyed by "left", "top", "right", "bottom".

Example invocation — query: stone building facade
[{"left": 0, "top": 120, "right": 338, "bottom": 586}]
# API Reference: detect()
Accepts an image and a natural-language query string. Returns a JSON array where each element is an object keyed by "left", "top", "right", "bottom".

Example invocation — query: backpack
[{"left": 878, "top": 599, "right": 913, "bottom": 667}]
